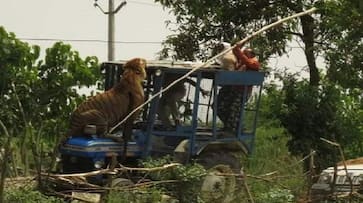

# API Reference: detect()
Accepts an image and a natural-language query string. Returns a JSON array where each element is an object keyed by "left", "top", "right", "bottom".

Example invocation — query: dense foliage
[
  {"left": 317, "top": 0, "right": 363, "bottom": 88},
  {"left": 0, "top": 26, "right": 101, "bottom": 177},
  {"left": 4, "top": 186, "right": 63, "bottom": 203},
  {"left": 156, "top": 0, "right": 362, "bottom": 87},
  {"left": 259, "top": 74, "right": 363, "bottom": 172},
  {"left": 156, "top": 0, "right": 363, "bottom": 173},
  {"left": 156, "top": 0, "right": 320, "bottom": 84},
  {"left": 281, "top": 78, "right": 362, "bottom": 171},
  {"left": 0, "top": 26, "right": 100, "bottom": 138}
]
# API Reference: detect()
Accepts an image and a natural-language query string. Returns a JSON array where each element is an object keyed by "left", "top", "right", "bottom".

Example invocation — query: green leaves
[
  {"left": 156, "top": 0, "right": 303, "bottom": 63},
  {"left": 277, "top": 76, "right": 363, "bottom": 171},
  {"left": 0, "top": 27, "right": 101, "bottom": 145},
  {"left": 142, "top": 156, "right": 206, "bottom": 202},
  {"left": 317, "top": 0, "right": 363, "bottom": 88},
  {"left": 155, "top": 0, "right": 363, "bottom": 175},
  {"left": 35, "top": 42, "right": 101, "bottom": 128}
]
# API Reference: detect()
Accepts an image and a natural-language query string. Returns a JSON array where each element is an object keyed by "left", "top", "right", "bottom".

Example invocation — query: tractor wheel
[
  {"left": 110, "top": 178, "right": 134, "bottom": 188},
  {"left": 197, "top": 150, "right": 243, "bottom": 203}
]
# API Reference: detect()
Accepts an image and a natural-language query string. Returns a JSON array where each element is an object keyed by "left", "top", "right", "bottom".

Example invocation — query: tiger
[{"left": 65, "top": 57, "right": 147, "bottom": 140}]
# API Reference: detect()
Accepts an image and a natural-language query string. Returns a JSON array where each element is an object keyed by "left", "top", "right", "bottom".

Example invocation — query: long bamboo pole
[{"left": 109, "top": 7, "right": 317, "bottom": 133}]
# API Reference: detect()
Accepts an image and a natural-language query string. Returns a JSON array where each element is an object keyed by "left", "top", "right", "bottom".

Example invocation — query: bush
[
  {"left": 255, "top": 188, "right": 294, "bottom": 203},
  {"left": 107, "top": 187, "right": 163, "bottom": 203},
  {"left": 142, "top": 156, "right": 207, "bottom": 203},
  {"left": 104, "top": 156, "right": 207, "bottom": 203},
  {"left": 4, "top": 186, "right": 63, "bottom": 203}
]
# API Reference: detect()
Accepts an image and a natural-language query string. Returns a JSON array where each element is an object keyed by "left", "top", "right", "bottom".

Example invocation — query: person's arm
[
  {"left": 232, "top": 46, "right": 260, "bottom": 70},
  {"left": 184, "top": 78, "right": 197, "bottom": 87},
  {"left": 184, "top": 78, "right": 209, "bottom": 97}
]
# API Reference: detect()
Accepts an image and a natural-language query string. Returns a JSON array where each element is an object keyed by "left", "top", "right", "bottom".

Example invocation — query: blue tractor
[{"left": 59, "top": 60, "right": 265, "bottom": 195}]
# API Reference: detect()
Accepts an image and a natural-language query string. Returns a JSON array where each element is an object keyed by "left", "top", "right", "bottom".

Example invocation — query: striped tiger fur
[{"left": 66, "top": 58, "right": 147, "bottom": 139}]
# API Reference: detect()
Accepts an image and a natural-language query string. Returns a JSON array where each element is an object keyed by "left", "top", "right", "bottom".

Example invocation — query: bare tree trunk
[
  {"left": 287, "top": 0, "right": 320, "bottom": 86},
  {"left": 301, "top": 14, "right": 320, "bottom": 86}
]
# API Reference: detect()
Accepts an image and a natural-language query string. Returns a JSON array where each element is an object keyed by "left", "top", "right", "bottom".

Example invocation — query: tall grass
[{"left": 244, "top": 126, "right": 307, "bottom": 202}]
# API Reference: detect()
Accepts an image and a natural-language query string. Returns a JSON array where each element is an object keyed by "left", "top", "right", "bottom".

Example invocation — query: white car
[{"left": 311, "top": 160, "right": 363, "bottom": 197}]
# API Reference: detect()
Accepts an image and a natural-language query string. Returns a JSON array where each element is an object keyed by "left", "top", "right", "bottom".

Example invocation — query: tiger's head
[{"left": 123, "top": 58, "right": 147, "bottom": 83}]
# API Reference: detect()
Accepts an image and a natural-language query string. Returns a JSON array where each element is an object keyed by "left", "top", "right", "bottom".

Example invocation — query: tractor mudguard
[{"left": 173, "top": 139, "right": 248, "bottom": 164}]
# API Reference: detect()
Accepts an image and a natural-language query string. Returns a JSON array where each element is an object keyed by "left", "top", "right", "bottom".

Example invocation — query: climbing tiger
[{"left": 65, "top": 57, "right": 147, "bottom": 140}]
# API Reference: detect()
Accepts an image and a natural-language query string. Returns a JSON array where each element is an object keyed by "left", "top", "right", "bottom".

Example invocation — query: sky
[
  {"left": 0, "top": 0, "right": 322, "bottom": 79},
  {"left": 0, "top": 0, "right": 174, "bottom": 61}
]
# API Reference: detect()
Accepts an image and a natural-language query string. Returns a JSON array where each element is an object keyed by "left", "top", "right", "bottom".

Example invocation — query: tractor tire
[
  {"left": 110, "top": 178, "right": 134, "bottom": 188},
  {"left": 197, "top": 150, "right": 242, "bottom": 172},
  {"left": 197, "top": 150, "right": 243, "bottom": 203}
]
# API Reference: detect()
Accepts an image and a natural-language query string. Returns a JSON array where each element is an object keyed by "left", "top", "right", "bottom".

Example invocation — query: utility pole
[
  {"left": 108, "top": 0, "right": 115, "bottom": 61},
  {"left": 94, "top": 0, "right": 127, "bottom": 61}
]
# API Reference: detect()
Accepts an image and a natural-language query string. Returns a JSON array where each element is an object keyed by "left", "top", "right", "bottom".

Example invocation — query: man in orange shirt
[
  {"left": 233, "top": 45, "right": 260, "bottom": 71},
  {"left": 217, "top": 43, "right": 260, "bottom": 133}
]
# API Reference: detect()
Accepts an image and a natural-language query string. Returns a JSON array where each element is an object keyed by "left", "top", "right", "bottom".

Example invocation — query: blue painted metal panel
[
  {"left": 215, "top": 71, "right": 265, "bottom": 85},
  {"left": 66, "top": 136, "right": 119, "bottom": 147},
  {"left": 60, "top": 136, "right": 143, "bottom": 158}
]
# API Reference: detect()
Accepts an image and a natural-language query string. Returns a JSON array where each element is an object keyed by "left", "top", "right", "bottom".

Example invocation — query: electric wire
[
  {"left": 127, "top": 0, "right": 161, "bottom": 7},
  {"left": 18, "top": 38, "right": 163, "bottom": 44}
]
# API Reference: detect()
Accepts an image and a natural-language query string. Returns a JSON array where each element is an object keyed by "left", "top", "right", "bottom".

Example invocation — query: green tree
[
  {"left": 0, "top": 26, "right": 40, "bottom": 129},
  {"left": 155, "top": 0, "right": 363, "bottom": 172},
  {"left": 35, "top": 42, "right": 100, "bottom": 137},
  {"left": 280, "top": 0, "right": 363, "bottom": 170},
  {"left": 264, "top": 73, "right": 363, "bottom": 172},
  {"left": 156, "top": 0, "right": 362, "bottom": 86},
  {"left": 156, "top": 0, "right": 320, "bottom": 85},
  {"left": 317, "top": 0, "right": 363, "bottom": 89},
  {"left": 0, "top": 26, "right": 101, "bottom": 174}
]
